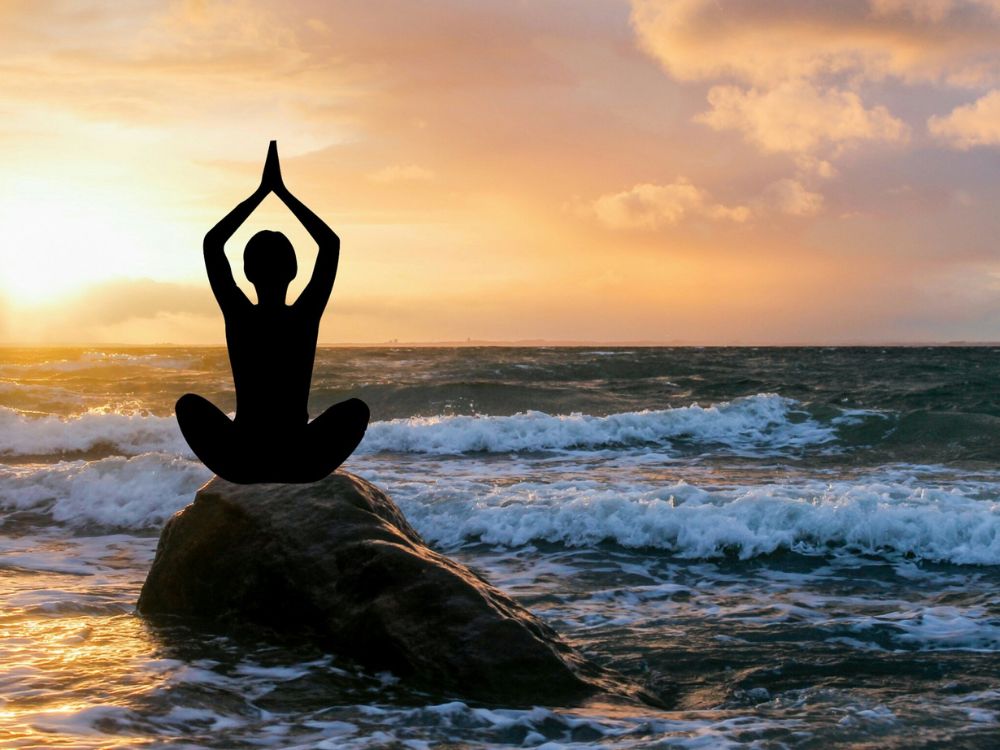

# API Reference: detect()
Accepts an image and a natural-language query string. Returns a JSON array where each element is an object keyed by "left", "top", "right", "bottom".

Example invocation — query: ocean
[{"left": 1, "top": 345, "right": 998, "bottom": 748}]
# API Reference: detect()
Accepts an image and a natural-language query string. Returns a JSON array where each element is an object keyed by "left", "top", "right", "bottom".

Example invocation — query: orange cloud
[
  {"left": 3, "top": 1, "right": 1000, "bottom": 343},
  {"left": 629, "top": 0, "right": 1000, "bottom": 170},
  {"left": 631, "top": 0, "right": 1000, "bottom": 88},
  {"left": 697, "top": 81, "right": 908, "bottom": 155},
  {"left": 591, "top": 179, "right": 751, "bottom": 229},
  {"left": 929, "top": 89, "right": 1000, "bottom": 147},
  {"left": 760, "top": 179, "right": 824, "bottom": 217}
]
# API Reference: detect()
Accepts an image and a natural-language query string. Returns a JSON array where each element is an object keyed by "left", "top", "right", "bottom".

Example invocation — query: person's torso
[{"left": 225, "top": 304, "right": 319, "bottom": 429}]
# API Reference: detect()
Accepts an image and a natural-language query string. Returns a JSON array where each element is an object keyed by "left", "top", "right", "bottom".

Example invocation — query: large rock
[{"left": 138, "top": 472, "right": 639, "bottom": 705}]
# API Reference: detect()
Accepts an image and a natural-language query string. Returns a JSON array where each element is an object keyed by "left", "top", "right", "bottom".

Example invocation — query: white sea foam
[
  {"left": 0, "top": 454, "right": 210, "bottom": 528},
  {"left": 874, "top": 605, "right": 1000, "bottom": 651},
  {"left": 392, "top": 474, "right": 1000, "bottom": 565},
  {"left": 360, "top": 394, "right": 838, "bottom": 455},
  {"left": 5, "top": 448, "right": 999, "bottom": 567},
  {"left": 0, "top": 406, "right": 191, "bottom": 457},
  {"left": 0, "top": 394, "right": 836, "bottom": 459}
]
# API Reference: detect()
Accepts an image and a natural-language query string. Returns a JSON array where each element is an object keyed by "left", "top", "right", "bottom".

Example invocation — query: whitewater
[{"left": 1, "top": 346, "right": 998, "bottom": 748}]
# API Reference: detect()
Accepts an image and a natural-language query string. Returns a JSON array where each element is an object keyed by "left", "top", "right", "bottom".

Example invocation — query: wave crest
[
  {"left": 361, "top": 394, "right": 837, "bottom": 454},
  {"left": 0, "top": 407, "right": 190, "bottom": 458},
  {"left": 398, "top": 477, "right": 1000, "bottom": 565},
  {"left": 0, "top": 395, "right": 837, "bottom": 458}
]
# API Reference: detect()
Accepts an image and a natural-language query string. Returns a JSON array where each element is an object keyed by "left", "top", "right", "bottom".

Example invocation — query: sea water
[{"left": 1, "top": 346, "right": 998, "bottom": 748}]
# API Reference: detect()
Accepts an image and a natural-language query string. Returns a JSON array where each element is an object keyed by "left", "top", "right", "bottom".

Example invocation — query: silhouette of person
[{"left": 176, "top": 141, "right": 369, "bottom": 483}]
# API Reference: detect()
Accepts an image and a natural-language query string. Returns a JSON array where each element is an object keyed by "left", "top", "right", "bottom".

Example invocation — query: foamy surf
[
  {"left": 0, "top": 394, "right": 844, "bottom": 459},
  {"left": 0, "top": 407, "right": 191, "bottom": 458},
  {"left": 3, "top": 451, "right": 998, "bottom": 566},
  {"left": 0, "top": 454, "right": 210, "bottom": 529},
  {"left": 3, "top": 346, "right": 999, "bottom": 748},
  {"left": 392, "top": 473, "right": 1000, "bottom": 565},
  {"left": 361, "top": 394, "right": 840, "bottom": 454}
]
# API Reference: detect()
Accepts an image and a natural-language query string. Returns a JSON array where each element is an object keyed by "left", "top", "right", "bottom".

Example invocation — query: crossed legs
[{"left": 176, "top": 394, "right": 370, "bottom": 484}]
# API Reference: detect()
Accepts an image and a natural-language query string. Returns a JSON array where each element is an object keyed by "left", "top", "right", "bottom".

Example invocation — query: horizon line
[{"left": 3, "top": 339, "right": 1000, "bottom": 348}]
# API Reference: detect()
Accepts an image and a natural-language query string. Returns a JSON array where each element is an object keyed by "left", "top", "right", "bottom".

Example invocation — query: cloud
[
  {"left": 589, "top": 176, "right": 825, "bottom": 229},
  {"left": 590, "top": 176, "right": 829, "bottom": 229},
  {"left": 630, "top": 0, "right": 1000, "bottom": 88},
  {"left": 631, "top": 0, "right": 873, "bottom": 86},
  {"left": 929, "top": 89, "right": 1000, "bottom": 147},
  {"left": 367, "top": 164, "right": 436, "bottom": 183},
  {"left": 697, "top": 81, "right": 908, "bottom": 154},
  {"left": 61, "top": 279, "right": 215, "bottom": 326},
  {"left": 629, "top": 0, "right": 1000, "bottom": 162},
  {"left": 794, "top": 155, "right": 838, "bottom": 178},
  {"left": 591, "top": 179, "right": 751, "bottom": 229},
  {"left": 761, "top": 179, "right": 824, "bottom": 216},
  {"left": 870, "top": 0, "right": 1000, "bottom": 23},
  {"left": 2, "top": 279, "right": 221, "bottom": 343},
  {"left": 6, "top": 0, "right": 1000, "bottom": 343},
  {"left": 870, "top": 0, "right": 958, "bottom": 22},
  {"left": 87, "top": 311, "right": 221, "bottom": 345}
]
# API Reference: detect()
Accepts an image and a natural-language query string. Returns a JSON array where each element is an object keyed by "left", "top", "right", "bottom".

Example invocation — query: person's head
[{"left": 244, "top": 230, "right": 296, "bottom": 301}]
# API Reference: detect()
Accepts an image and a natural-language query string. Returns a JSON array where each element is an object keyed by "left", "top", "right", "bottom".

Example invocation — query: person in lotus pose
[{"left": 176, "top": 141, "right": 369, "bottom": 483}]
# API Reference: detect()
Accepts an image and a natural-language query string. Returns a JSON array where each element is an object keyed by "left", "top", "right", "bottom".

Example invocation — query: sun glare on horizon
[
  {"left": 0, "top": 178, "right": 195, "bottom": 306},
  {"left": 3, "top": 0, "right": 1000, "bottom": 344}
]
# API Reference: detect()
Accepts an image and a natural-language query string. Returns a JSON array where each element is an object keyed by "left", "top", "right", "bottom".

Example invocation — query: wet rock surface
[{"left": 137, "top": 472, "right": 646, "bottom": 706}]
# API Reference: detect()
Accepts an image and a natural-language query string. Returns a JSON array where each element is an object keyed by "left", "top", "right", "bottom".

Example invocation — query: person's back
[
  {"left": 227, "top": 297, "right": 318, "bottom": 430},
  {"left": 175, "top": 142, "right": 369, "bottom": 483}
]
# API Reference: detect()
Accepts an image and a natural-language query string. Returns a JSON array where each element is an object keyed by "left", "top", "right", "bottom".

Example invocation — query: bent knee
[
  {"left": 344, "top": 398, "right": 370, "bottom": 428},
  {"left": 328, "top": 397, "right": 369, "bottom": 430},
  {"left": 345, "top": 397, "right": 370, "bottom": 416},
  {"left": 175, "top": 393, "right": 229, "bottom": 429},
  {"left": 175, "top": 393, "right": 203, "bottom": 417}
]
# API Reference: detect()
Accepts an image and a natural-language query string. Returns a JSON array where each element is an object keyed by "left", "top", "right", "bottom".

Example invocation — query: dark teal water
[{"left": 1, "top": 347, "right": 998, "bottom": 747}]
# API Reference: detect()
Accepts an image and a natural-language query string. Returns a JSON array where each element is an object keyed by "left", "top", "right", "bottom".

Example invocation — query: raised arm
[
  {"left": 203, "top": 185, "right": 268, "bottom": 311},
  {"left": 270, "top": 151, "right": 340, "bottom": 314}
]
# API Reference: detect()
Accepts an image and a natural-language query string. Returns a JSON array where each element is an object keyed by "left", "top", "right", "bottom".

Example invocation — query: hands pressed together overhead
[{"left": 260, "top": 140, "right": 287, "bottom": 197}]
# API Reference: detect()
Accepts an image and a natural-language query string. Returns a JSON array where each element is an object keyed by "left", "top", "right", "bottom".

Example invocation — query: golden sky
[{"left": 4, "top": 0, "right": 1000, "bottom": 344}]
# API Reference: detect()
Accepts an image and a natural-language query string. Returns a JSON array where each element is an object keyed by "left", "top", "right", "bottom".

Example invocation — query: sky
[{"left": 4, "top": 0, "right": 1000, "bottom": 344}]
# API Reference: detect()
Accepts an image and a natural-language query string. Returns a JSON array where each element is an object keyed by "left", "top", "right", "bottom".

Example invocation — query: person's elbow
[
  {"left": 203, "top": 233, "right": 225, "bottom": 257},
  {"left": 317, "top": 238, "right": 340, "bottom": 261}
]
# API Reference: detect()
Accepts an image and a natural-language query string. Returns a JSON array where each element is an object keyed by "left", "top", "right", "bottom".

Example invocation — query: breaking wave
[
  {"left": 361, "top": 394, "right": 841, "bottom": 455},
  {"left": 0, "top": 395, "right": 842, "bottom": 459}
]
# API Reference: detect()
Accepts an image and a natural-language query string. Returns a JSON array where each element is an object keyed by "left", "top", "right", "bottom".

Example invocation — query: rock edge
[{"left": 137, "top": 471, "right": 647, "bottom": 706}]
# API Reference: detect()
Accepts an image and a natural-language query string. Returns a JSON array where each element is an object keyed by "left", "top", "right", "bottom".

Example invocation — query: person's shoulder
[
  {"left": 221, "top": 295, "right": 254, "bottom": 317},
  {"left": 288, "top": 298, "right": 324, "bottom": 324}
]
